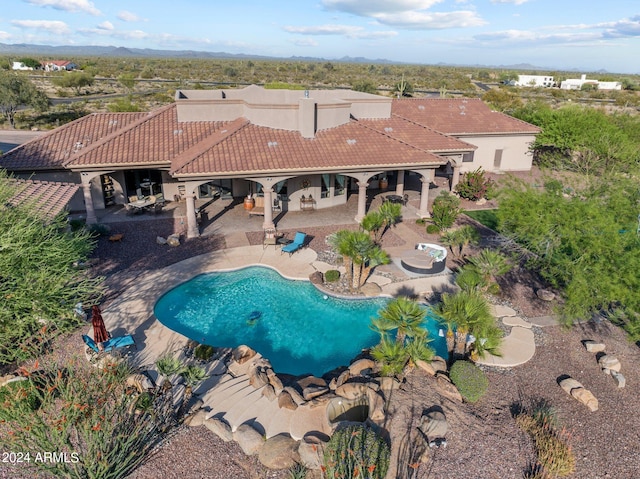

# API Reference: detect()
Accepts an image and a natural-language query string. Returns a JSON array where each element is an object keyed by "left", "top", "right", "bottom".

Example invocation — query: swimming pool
[{"left": 154, "top": 266, "right": 446, "bottom": 376}]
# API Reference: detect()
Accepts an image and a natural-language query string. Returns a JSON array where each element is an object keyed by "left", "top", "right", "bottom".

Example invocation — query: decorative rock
[
  {"left": 328, "top": 377, "right": 337, "bottom": 390},
  {"left": 204, "top": 417, "right": 233, "bottom": 442},
  {"left": 360, "top": 282, "right": 382, "bottom": 297},
  {"left": 125, "top": 373, "right": 156, "bottom": 393},
  {"left": 559, "top": 377, "right": 583, "bottom": 394},
  {"left": 266, "top": 369, "right": 284, "bottom": 394},
  {"left": 156, "top": 236, "right": 167, "bottom": 245},
  {"left": 418, "top": 410, "right": 448, "bottom": 440},
  {"left": 335, "top": 382, "right": 369, "bottom": 400},
  {"left": 232, "top": 345, "right": 257, "bottom": 365},
  {"left": 349, "top": 358, "right": 376, "bottom": 376},
  {"left": 571, "top": 387, "right": 599, "bottom": 412},
  {"left": 377, "top": 376, "right": 402, "bottom": 393},
  {"left": 366, "top": 388, "right": 386, "bottom": 425},
  {"left": 233, "top": 424, "right": 264, "bottom": 456},
  {"left": 598, "top": 355, "right": 621, "bottom": 373},
  {"left": 336, "top": 369, "right": 350, "bottom": 388},
  {"left": 262, "top": 384, "right": 277, "bottom": 401},
  {"left": 536, "top": 289, "right": 556, "bottom": 301},
  {"left": 167, "top": 234, "right": 180, "bottom": 247},
  {"left": 258, "top": 434, "right": 300, "bottom": 469},
  {"left": 249, "top": 367, "right": 269, "bottom": 389},
  {"left": 297, "top": 375, "right": 327, "bottom": 390},
  {"left": 283, "top": 386, "right": 306, "bottom": 406},
  {"left": 436, "top": 376, "right": 463, "bottom": 403},
  {"left": 611, "top": 371, "right": 626, "bottom": 388},
  {"left": 489, "top": 304, "right": 517, "bottom": 318},
  {"left": 430, "top": 356, "right": 448, "bottom": 374},
  {"left": 309, "top": 271, "right": 323, "bottom": 285},
  {"left": 184, "top": 409, "right": 206, "bottom": 427},
  {"left": 278, "top": 390, "right": 298, "bottom": 410},
  {"left": 303, "top": 385, "right": 329, "bottom": 401},
  {"left": 415, "top": 359, "right": 436, "bottom": 376},
  {"left": 583, "top": 340, "right": 606, "bottom": 353},
  {"left": 298, "top": 440, "right": 322, "bottom": 469}
]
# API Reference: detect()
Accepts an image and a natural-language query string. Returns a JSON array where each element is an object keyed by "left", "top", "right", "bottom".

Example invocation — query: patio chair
[
  {"left": 281, "top": 231, "right": 307, "bottom": 256},
  {"left": 82, "top": 334, "right": 136, "bottom": 354}
]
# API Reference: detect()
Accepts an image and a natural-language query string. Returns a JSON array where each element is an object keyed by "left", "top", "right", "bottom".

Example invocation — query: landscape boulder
[
  {"left": 167, "top": 234, "right": 180, "bottom": 247},
  {"left": 349, "top": 358, "right": 376, "bottom": 376},
  {"left": 283, "top": 386, "right": 306, "bottom": 406},
  {"left": 335, "top": 381, "right": 369, "bottom": 400},
  {"left": 583, "top": 340, "right": 606, "bottom": 353},
  {"left": 536, "top": 289, "right": 556, "bottom": 301},
  {"left": 278, "top": 390, "right": 298, "bottom": 410},
  {"left": 204, "top": 417, "right": 233, "bottom": 442},
  {"left": 303, "top": 385, "right": 329, "bottom": 401},
  {"left": 559, "top": 376, "right": 598, "bottom": 411},
  {"left": 598, "top": 355, "right": 621, "bottom": 374},
  {"left": 233, "top": 424, "right": 264, "bottom": 455},
  {"left": 435, "top": 375, "right": 463, "bottom": 403},
  {"left": 232, "top": 345, "right": 257, "bottom": 365},
  {"left": 262, "top": 384, "right": 277, "bottom": 401},
  {"left": 184, "top": 409, "right": 207, "bottom": 427},
  {"left": 249, "top": 366, "right": 269, "bottom": 389},
  {"left": 418, "top": 409, "right": 448, "bottom": 442},
  {"left": 258, "top": 434, "right": 300, "bottom": 469},
  {"left": 335, "top": 369, "right": 350, "bottom": 388},
  {"left": 309, "top": 271, "right": 323, "bottom": 285},
  {"left": 611, "top": 371, "right": 626, "bottom": 388}
]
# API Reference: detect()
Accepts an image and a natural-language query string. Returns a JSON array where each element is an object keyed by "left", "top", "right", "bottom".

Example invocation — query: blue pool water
[{"left": 154, "top": 266, "right": 446, "bottom": 376}]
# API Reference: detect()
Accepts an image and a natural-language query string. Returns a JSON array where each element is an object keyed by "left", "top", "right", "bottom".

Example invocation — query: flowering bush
[{"left": 454, "top": 168, "right": 495, "bottom": 201}]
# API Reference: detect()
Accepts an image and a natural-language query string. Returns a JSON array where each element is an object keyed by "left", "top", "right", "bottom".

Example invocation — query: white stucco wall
[{"left": 457, "top": 134, "right": 536, "bottom": 173}]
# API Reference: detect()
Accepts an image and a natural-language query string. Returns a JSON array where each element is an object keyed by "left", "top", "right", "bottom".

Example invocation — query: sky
[{"left": 1, "top": 0, "right": 639, "bottom": 74}]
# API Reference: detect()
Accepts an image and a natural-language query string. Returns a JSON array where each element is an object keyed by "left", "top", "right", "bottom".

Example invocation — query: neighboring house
[
  {"left": 43, "top": 60, "right": 77, "bottom": 71},
  {"left": 0, "top": 85, "right": 540, "bottom": 238},
  {"left": 11, "top": 61, "right": 33, "bottom": 71},
  {"left": 560, "top": 74, "right": 622, "bottom": 90},
  {"left": 514, "top": 75, "right": 555, "bottom": 87}
]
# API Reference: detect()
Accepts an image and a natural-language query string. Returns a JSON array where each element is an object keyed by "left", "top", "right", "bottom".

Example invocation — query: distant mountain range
[{"left": 0, "top": 42, "right": 600, "bottom": 73}]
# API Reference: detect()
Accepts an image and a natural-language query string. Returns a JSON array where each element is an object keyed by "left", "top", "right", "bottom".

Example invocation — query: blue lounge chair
[
  {"left": 82, "top": 334, "right": 136, "bottom": 354},
  {"left": 281, "top": 231, "right": 307, "bottom": 256}
]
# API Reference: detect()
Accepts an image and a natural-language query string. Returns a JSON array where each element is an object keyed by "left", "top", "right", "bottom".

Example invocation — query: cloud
[
  {"left": 117, "top": 10, "right": 143, "bottom": 22},
  {"left": 600, "top": 15, "right": 640, "bottom": 37},
  {"left": 322, "top": 0, "right": 442, "bottom": 16},
  {"left": 283, "top": 24, "right": 397, "bottom": 39},
  {"left": 24, "top": 0, "right": 102, "bottom": 16},
  {"left": 374, "top": 10, "right": 486, "bottom": 29},
  {"left": 292, "top": 38, "right": 319, "bottom": 47},
  {"left": 78, "top": 26, "right": 149, "bottom": 40},
  {"left": 0, "top": 31, "right": 11, "bottom": 40},
  {"left": 96, "top": 21, "right": 113, "bottom": 31},
  {"left": 11, "top": 19, "right": 70, "bottom": 34},
  {"left": 490, "top": 0, "right": 530, "bottom": 5},
  {"left": 474, "top": 29, "right": 604, "bottom": 45}
]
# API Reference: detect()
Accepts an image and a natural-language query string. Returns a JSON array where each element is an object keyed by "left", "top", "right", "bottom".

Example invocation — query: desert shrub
[
  {"left": 87, "top": 222, "right": 111, "bottom": 236},
  {"left": 426, "top": 223, "right": 441, "bottom": 234},
  {"left": 449, "top": 360, "right": 488, "bottom": 403},
  {"left": 431, "top": 191, "right": 461, "bottom": 231},
  {"left": 455, "top": 265, "right": 485, "bottom": 292},
  {"left": 454, "top": 168, "right": 495, "bottom": 201},
  {"left": 194, "top": 344, "right": 215, "bottom": 361},
  {"left": 324, "top": 424, "right": 390, "bottom": 479},
  {"left": 516, "top": 413, "right": 575, "bottom": 477},
  {"left": 287, "top": 462, "right": 308, "bottom": 479},
  {"left": 324, "top": 269, "right": 340, "bottom": 282}
]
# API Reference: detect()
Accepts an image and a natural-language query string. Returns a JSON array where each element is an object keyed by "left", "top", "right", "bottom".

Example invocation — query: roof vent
[
  {"left": 74, "top": 142, "right": 83, "bottom": 150},
  {"left": 108, "top": 120, "right": 118, "bottom": 126},
  {"left": 384, "top": 127, "right": 393, "bottom": 133},
  {"left": 268, "top": 141, "right": 278, "bottom": 147},
  {"left": 346, "top": 139, "right": 357, "bottom": 145},
  {"left": 221, "top": 129, "right": 228, "bottom": 134},
  {"left": 418, "top": 105, "right": 425, "bottom": 110},
  {"left": 173, "top": 129, "right": 183, "bottom": 135}
]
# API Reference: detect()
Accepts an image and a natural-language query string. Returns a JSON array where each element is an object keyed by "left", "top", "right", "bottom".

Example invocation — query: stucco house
[
  {"left": 514, "top": 75, "right": 555, "bottom": 87},
  {"left": 560, "top": 74, "right": 622, "bottom": 91},
  {"left": 43, "top": 60, "right": 78, "bottom": 72},
  {"left": 0, "top": 85, "right": 539, "bottom": 238}
]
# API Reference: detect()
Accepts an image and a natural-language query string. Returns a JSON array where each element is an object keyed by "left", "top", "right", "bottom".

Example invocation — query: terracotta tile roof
[
  {"left": 67, "top": 104, "right": 229, "bottom": 169},
  {"left": 8, "top": 178, "right": 79, "bottom": 219},
  {"left": 0, "top": 112, "right": 147, "bottom": 171},
  {"left": 361, "top": 116, "right": 476, "bottom": 152},
  {"left": 171, "top": 119, "right": 445, "bottom": 177},
  {"left": 392, "top": 98, "right": 541, "bottom": 135}
]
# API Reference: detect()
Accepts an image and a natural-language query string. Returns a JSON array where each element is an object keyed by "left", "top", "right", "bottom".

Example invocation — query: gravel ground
[{"left": 3, "top": 188, "right": 640, "bottom": 479}]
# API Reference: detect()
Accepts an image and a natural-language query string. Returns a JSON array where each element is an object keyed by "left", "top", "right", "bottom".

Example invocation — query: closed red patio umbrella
[{"left": 91, "top": 305, "right": 109, "bottom": 344}]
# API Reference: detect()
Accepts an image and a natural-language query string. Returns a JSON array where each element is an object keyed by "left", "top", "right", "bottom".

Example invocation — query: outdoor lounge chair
[
  {"left": 281, "top": 231, "right": 306, "bottom": 256},
  {"left": 82, "top": 334, "right": 136, "bottom": 354}
]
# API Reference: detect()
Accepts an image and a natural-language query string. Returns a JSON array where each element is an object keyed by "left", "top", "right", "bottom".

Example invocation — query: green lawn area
[{"left": 464, "top": 209, "right": 499, "bottom": 231}]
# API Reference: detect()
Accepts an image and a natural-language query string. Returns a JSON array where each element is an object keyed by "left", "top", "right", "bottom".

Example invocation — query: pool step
[
  {"left": 289, "top": 404, "right": 332, "bottom": 441},
  {"left": 221, "top": 388, "right": 269, "bottom": 431}
]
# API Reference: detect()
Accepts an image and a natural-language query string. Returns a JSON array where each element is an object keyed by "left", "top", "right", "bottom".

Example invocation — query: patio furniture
[
  {"left": 281, "top": 231, "right": 307, "bottom": 256},
  {"left": 82, "top": 334, "right": 136, "bottom": 354},
  {"left": 401, "top": 243, "right": 447, "bottom": 275},
  {"left": 249, "top": 196, "right": 265, "bottom": 217},
  {"left": 385, "top": 194, "right": 403, "bottom": 204},
  {"left": 263, "top": 228, "right": 285, "bottom": 249}
]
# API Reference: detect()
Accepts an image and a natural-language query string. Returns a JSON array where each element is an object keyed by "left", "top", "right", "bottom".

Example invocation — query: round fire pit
[{"left": 400, "top": 243, "right": 447, "bottom": 275}]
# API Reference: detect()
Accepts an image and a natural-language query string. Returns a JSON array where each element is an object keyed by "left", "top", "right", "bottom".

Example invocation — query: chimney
[
  {"left": 581, "top": 74, "right": 587, "bottom": 81},
  {"left": 299, "top": 96, "right": 317, "bottom": 139}
]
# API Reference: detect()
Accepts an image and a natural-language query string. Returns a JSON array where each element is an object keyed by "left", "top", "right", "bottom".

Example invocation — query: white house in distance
[
  {"left": 514, "top": 75, "right": 555, "bottom": 87},
  {"left": 43, "top": 60, "right": 78, "bottom": 72},
  {"left": 560, "top": 74, "right": 622, "bottom": 91},
  {"left": 11, "top": 61, "right": 34, "bottom": 71}
]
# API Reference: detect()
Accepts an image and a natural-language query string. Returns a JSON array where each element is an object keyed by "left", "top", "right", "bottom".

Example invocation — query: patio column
[
  {"left": 185, "top": 193, "right": 199, "bottom": 238},
  {"left": 262, "top": 187, "right": 275, "bottom": 230},
  {"left": 417, "top": 171, "right": 434, "bottom": 218},
  {"left": 80, "top": 173, "right": 97, "bottom": 225},
  {"left": 451, "top": 165, "right": 461, "bottom": 191},
  {"left": 395, "top": 169, "right": 405, "bottom": 196},
  {"left": 355, "top": 181, "right": 369, "bottom": 222}
]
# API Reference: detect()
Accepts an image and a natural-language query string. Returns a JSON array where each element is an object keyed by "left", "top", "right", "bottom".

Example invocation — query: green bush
[
  {"left": 454, "top": 168, "right": 495, "bottom": 201},
  {"left": 431, "top": 191, "right": 461, "bottom": 231},
  {"left": 194, "top": 344, "right": 215, "bottom": 362},
  {"left": 426, "top": 224, "right": 440, "bottom": 234},
  {"left": 87, "top": 223, "right": 111, "bottom": 236},
  {"left": 324, "top": 270, "right": 340, "bottom": 282},
  {"left": 449, "top": 360, "right": 488, "bottom": 403},
  {"left": 323, "top": 424, "right": 390, "bottom": 479},
  {"left": 455, "top": 265, "right": 484, "bottom": 292}
]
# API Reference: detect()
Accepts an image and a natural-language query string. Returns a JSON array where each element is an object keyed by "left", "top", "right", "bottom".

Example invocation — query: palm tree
[
  {"left": 377, "top": 201, "right": 402, "bottom": 242},
  {"left": 433, "top": 290, "right": 496, "bottom": 362},
  {"left": 371, "top": 336, "right": 407, "bottom": 377},
  {"left": 370, "top": 297, "right": 426, "bottom": 345},
  {"left": 468, "top": 249, "right": 513, "bottom": 290},
  {"left": 360, "top": 211, "right": 384, "bottom": 241},
  {"left": 327, "top": 230, "right": 358, "bottom": 288},
  {"left": 440, "top": 225, "right": 480, "bottom": 259}
]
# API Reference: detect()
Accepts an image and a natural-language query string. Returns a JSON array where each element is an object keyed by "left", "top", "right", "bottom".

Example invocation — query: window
[
  {"left": 199, "top": 179, "right": 232, "bottom": 198},
  {"left": 334, "top": 174, "right": 345, "bottom": 196},
  {"left": 321, "top": 174, "right": 331, "bottom": 198},
  {"left": 494, "top": 149, "right": 503, "bottom": 168},
  {"left": 462, "top": 152, "right": 474, "bottom": 163}
]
